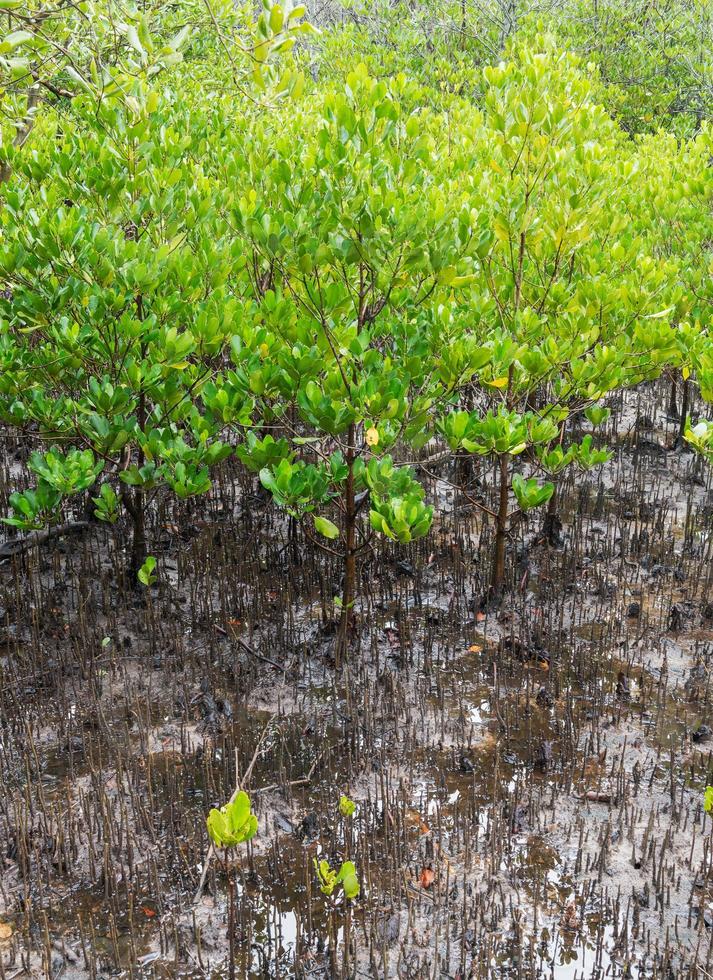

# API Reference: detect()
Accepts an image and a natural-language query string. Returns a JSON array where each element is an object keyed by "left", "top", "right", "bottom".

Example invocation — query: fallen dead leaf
[
  {"left": 405, "top": 809, "right": 430, "bottom": 835},
  {"left": 419, "top": 867, "right": 435, "bottom": 889},
  {"left": 0, "top": 921, "right": 14, "bottom": 942}
]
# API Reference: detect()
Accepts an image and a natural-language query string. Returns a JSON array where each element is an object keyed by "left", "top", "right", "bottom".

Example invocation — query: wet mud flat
[{"left": 1, "top": 383, "right": 713, "bottom": 978}]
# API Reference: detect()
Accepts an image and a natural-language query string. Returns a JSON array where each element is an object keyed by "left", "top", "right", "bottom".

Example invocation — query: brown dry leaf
[
  {"left": 468, "top": 643, "right": 482, "bottom": 653},
  {"left": 475, "top": 611, "right": 486, "bottom": 623},
  {"left": 0, "top": 921, "right": 14, "bottom": 942},
  {"left": 419, "top": 867, "right": 435, "bottom": 889},
  {"left": 405, "top": 810, "right": 430, "bottom": 835}
]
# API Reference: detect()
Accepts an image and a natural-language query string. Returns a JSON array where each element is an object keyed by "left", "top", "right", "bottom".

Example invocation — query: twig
[
  {"left": 213, "top": 624, "right": 285, "bottom": 672},
  {"left": 234, "top": 634, "right": 286, "bottom": 672},
  {"left": 240, "top": 722, "right": 272, "bottom": 789},
  {"left": 252, "top": 748, "right": 326, "bottom": 794}
]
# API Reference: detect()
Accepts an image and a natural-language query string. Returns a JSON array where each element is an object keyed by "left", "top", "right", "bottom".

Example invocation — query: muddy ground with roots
[{"left": 1, "top": 380, "right": 713, "bottom": 979}]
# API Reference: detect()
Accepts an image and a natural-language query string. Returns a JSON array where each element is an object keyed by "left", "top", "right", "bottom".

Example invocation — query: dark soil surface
[{"left": 1, "top": 381, "right": 713, "bottom": 979}]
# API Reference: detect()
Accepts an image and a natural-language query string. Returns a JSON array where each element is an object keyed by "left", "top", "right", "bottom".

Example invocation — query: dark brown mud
[{"left": 1, "top": 381, "right": 713, "bottom": 978}]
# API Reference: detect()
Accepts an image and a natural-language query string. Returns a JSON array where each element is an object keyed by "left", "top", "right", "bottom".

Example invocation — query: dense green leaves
[{"left": 0, "top": 3, "right": 710, "bottom": 601}]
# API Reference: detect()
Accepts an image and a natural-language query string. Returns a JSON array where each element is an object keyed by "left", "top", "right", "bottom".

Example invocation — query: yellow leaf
[
  {"left": 682, "top": 366, "right": 690, "bottom": 380},
  {"left": 366, "top": 426, "right": 379, "bottom": 447},
  {"left": 487, "top": 376, "right": 509, "bottom": 389}
]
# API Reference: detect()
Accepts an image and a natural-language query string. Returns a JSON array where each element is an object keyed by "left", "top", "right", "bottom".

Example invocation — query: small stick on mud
[
  {"left": 252, "top": 748, "right": 326, "bottom": 794},
  {"left": 213, "top": 624, "right": 286, "bottom": 672}
]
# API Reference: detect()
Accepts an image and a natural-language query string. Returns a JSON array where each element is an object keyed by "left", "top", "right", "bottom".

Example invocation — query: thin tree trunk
[
  {"left": 540, "top": 483, "right": 562, "bottom": 547},
  {"left": 337, "top": 423, "right": 357, "bottom": 665},
  {"left": 676, "top": 377, "right": 690, "bottom": 447},
  {"left": 120, "top": 487, "right": 147, "bottom": 577},
  {"left": 130, "top": 292, "right": 148, "bottom": 575},
  {"left": 130, "top": 491, "right": 146, "bottom": 574},
  {"left": 226, "top": 860, "right": 236, "bottom": 980},
  {"left": 668, "top": 372, "right": 678, "bottom": 418},
  {"left": 491, "top": 454, "right": 509, "bottom": 593}
]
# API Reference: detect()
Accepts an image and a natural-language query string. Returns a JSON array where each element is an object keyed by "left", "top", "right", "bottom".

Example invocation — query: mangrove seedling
[
  {"left": 314, "top": 857, "right": 360, "bottom": 972},
  {"left": 314, "top": 858, "right": 360, "bottom": 900},
  {"left": 137, "top": 555, "right": 157, "bottom": 588},
  {"left": 206, "top": 791, "right": 258, "bottom": 980},
  {"left": 339, "top": 795, "right": 356, "bottom": 818}
]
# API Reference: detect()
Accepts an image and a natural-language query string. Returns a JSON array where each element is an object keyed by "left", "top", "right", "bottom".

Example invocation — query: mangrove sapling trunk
[
  {"left": 676, "top": 377, "right": 690, "bottom": 448},
  {"left": 337, "top": 424, "right": 357, "bottom": 666},
  {"left": 491, "top": 453, "right": 510, "bottom": 594},
  {"left": 456, "top": 450, "right": 476, "bottom": 489},
  {"left": 540, "top": 484, "right": 563, "bottom": 547},
  {"left": 131, "top": 296, "right": 149, "bottom": 577},
  {"left": 327, "top": 894, "right": 339, "bottom": 977},
  {"left": 668, "top": 372, "right": 679, "bottom": 419},
  {"left": 121, "top": 487, "right": 147, "bottom": 578},
  {"left": 288, "top": 514, "right": 299, "bottom": 564},
  {"left": 222, "top": 853, "right": 237, "bottom": 980},
  {"left": 131, "top": 492, "right": 147, "bottom": 575},
  {"left": 342, "top": 904, "right": 352, "bottom": 978}
]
